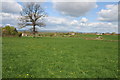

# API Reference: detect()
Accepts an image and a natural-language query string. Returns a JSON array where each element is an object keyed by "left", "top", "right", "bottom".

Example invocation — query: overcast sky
[{"left": 0, "top": 0, "right": 119, "bottom": 33}]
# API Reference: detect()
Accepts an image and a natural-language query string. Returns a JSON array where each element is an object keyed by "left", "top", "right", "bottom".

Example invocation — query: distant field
[{"left": 2, "top": 35, "right": 119, "bottom": 78}]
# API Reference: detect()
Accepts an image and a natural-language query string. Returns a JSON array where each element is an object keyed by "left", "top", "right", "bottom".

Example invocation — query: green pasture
[{"left": 2, "top": 35, "right": 119, "bottom": 78}]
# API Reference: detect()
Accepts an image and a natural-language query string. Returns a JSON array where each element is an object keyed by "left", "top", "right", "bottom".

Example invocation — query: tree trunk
[{"left": 33, "top": 25, "right": 35, "bottom": 38}]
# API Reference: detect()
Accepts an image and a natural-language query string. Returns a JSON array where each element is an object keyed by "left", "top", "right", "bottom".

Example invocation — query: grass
[{"left": 2, "top": 35, "right": 118, "bottom": 78}]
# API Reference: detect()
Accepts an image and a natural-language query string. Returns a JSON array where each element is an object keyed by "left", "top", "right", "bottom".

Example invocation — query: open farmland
[{"left": 2, "top": 34, "right": 119, "bottom": 78}]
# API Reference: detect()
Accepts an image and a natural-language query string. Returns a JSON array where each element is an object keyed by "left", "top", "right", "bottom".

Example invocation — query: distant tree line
[{"left": 1, "top": 26, "right": 22, "bottom": 37}]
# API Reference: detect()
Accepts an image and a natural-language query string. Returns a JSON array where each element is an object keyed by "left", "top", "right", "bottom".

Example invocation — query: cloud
[
  {"left": 52, "top": 0, "right": 96, "bottom": 2},
  {"left": 2, "top": 1, "right": 22, "bottom": 14},
  {"left": 1, "top": 13, "right": 117, "bottom": 33},
  {"left": 71, "top": 20, "right": 79, "bottom": 25},
  {"left": 1, "top": 0, "right": 22, "bottom": 27},
  {"left": 98, "top": 4, "right": 119, "bottom": 22},
  {"left": 80, "top": 17, "right": 88, "bottom": 23},
  {"left": 1, "top": 0, "right": 46, "bottom": 2},
  {"left": 0, "top": 12, "right": 20, "bottom": 26},
  {"left": 87, "top": 22, "right": 117, "bottom": 29},
  {"left": 51, "top": 0, "right": 118, "bottom": 2},
  {"left": 1, "top": 0, "right": 15, "bottom": 2},
  {"left": 53, "top": 2, "right": 97, "bottom": 17},
  {"left": 96, "top": 0, "right": 119, "bottom": 2},
  {"left": 43, "top": 16, "right": 118, "bottom": 33},
  {"left": 18, "top": 0, "right": 46, "bottom": 2},
  {"left": 76, "top": 22, "right": 117, "bottom": 33},
  {"left": 1, "top": 0, "right": 118, "bottom": 33},
  {"left": 87, "top": 22, "right": 118, "bottom": 33},
  {"left": 45, "top": 16, "right": 71, "bottom": 27}
]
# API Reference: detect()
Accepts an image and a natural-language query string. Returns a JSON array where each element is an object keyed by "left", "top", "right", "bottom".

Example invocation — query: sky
[{"left": 0, "top": 0, "right": 119, "bottom": 33}]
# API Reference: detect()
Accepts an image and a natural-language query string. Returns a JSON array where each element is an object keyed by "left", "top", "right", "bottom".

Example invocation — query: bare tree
[{"left": 19, "top": 2, "right": 47, "bottom": 37}]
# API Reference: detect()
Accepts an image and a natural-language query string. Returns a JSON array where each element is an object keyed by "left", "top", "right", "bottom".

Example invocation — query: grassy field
[{"left": 2, "top": 35, "right": 119, "bottom": 78}]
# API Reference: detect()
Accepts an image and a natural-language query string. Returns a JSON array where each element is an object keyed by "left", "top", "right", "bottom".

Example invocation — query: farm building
[{"left": 22, "top": 33, "right": 28, "bottom": 36}]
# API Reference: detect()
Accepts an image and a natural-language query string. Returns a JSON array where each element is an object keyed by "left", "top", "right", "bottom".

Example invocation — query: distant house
[
  {"left": 22, "top": 33, "right": 28, "bottom": 36},
  {"left": 96, "top": 33, "right": 102, "bottom": 35},
  {"left": 69, "top": 32, "right": 76, "bottom": 35}
]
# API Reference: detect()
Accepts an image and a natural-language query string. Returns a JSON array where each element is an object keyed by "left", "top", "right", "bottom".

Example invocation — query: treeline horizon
[{"left": 0, "top": 25, "right": 119, "bottom": 36}]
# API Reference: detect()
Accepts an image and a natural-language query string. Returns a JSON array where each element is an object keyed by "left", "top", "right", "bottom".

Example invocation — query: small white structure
[
  {"left": 22, "top": 33, "right": 28, "bottom": 36},
  {"left": 70, "top": 32, "right": 75, "bottom": 35},
  {"left": 96, "top": 33, "right": 102, "bottom": 35}
]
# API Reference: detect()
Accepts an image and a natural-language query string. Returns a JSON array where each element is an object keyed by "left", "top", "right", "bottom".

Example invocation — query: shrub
[
  {"left": 50, "top": 33, "right": 55, "bottom": 37},
  {"left": 2, "top": 26, "right": 20, "bottom": 37}
]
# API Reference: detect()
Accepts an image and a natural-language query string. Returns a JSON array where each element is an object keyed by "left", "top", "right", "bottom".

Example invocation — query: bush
[
  {"left": 2, "top": 26, "right": 20, "bottom": 37},
  {"left": 50, "top": 33, "right": 55, "bottom": 37}
]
